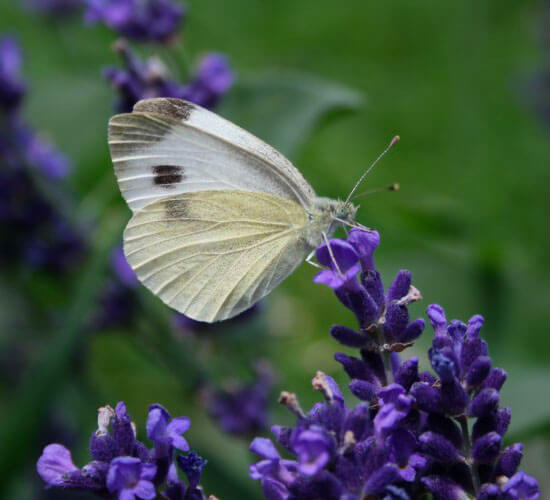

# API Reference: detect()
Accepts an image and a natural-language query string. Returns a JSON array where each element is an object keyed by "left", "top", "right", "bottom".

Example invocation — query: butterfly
[{"left": 108, "top": 98, "right": 396, "bottom": 322}]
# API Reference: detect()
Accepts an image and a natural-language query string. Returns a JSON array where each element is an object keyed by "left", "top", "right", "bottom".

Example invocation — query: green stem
[
  {"left": 458, "top": 415, "right": 481, "bottom": 494},
  {"left": 376, "top": 326, "right": 393, "bottom": 385}
]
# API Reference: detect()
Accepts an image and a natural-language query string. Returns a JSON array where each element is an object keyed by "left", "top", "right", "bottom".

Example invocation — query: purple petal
[
  {"left": 363, "top": 464, "right": 399, "bottom": 495},
  {"left": 410, "top": 382, "right": 443, "bottom": 414},
  {"left": 472, "top": 431, "right": 502, "bottom": 464},
  {"left": 315, "top": 239, "right": 359, "bottom": 272},
  {"left": 495, "top": 443, "right": 523, "bottom": 477},
  {"left": 167, "top": 416, "right": 191, "bottom": 435},
  {"left": 36, "top": 444, "right": 78, "bottom": 487},
  {"left": 502, "top": 471, "right": 540, "bottom": 499},
  {"left": 106, "top": 456, "right": 141, "bottom": 493},
  {"left": 387, "top": 270, "right": 411, "bottom": 301},
  {"left": 292, "top": 427, "right": 334, "bottom": 476},
  {"left": 421, "top": 476, "right": 468, "bottom": 500},
  {"left": 347, "top": 228, "right": 379, "bottom": 271},
  {"left": 468, "top": 388, "right": 499, "bottom": 418},
  {"left": 133, "top": 479, "right": 156, "bottom": 499},
  {"left": 349, "top": 379, "right": 377, "bottom": 401},
  {"left": 400, "top": 319, "right": 425, "bottom": 343},
  {"left": 330, "top": 325, "right": 371, "bottom": 348},
  {"left": 378, "top": 383, "right": 405, "bottom": 405},
  {"left": 419, "top": 432, "right": 463, "bottom": 463},
  {"left": 465, "top": 356, "right": 491, "bottom": 387},
  {"left": 146, "top": 407, "right": 170, "bottom": 443},
  {"left": 140, "top": 463, "right": 157, "bottom": 481},
  {"left": 394, "top": 357, "right": 419, "bottom": 391},
  {"left": 426, "top": 304, "right": 447, "bottom": 335},
  {"left": 483, "top": 368, "right": 507, "bottom": 391},
  {"left": 250, "top": 437, "right": 280, "bottom": 460}
]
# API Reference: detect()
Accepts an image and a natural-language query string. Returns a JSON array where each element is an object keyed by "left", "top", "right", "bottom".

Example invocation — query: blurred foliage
[{"left": 1, "top": 0, "right": 550, "bottom": 498}]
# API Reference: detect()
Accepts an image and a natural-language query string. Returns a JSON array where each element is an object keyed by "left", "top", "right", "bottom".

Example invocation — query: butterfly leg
[{"left": 305, "top": 250, "right": 323, "bottom": 269}]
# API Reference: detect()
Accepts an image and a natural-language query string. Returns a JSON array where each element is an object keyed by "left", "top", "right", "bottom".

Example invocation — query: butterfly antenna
[
  {"left": 345, "top": 135, "right": 400, "bottom": 203},
  {"left": 352, "top": 183, "right": 400, "bottom": 201}
]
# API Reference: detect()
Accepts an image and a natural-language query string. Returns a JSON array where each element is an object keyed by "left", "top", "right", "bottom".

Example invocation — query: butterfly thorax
[{"left": 303, "top": 197, "right": 358, "bottom": 249}]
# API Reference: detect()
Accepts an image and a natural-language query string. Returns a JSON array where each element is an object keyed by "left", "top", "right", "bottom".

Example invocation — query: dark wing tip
[{"left": 132, "top": 98, "right": 196, "bottom": 121}]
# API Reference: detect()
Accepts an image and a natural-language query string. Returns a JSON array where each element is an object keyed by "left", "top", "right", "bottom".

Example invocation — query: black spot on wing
[
  {"left": 133, "top": 98, "right": 195, "bottom": 121},
  {"left": 153, "top": 165, "right": 184, "bottom": 188}
]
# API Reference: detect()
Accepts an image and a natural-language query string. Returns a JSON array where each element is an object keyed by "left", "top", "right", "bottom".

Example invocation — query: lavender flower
[
  {"left": 37, "top": 401, "right": 212, "bottom": 498},
  {"left": 104, "top": 42, "right": 233, "bottom": 113},
  {"left": 203, "top": 361, "right": 274, "bottom": 436},
  {"left": 107, "top": 457, "right": 156, "bottom": 499},
  {"left": 84, "top": 0, "right": 184, "bottom": 42},
  {"left": 0, "top": 36, "right": 25, "bottom": 113},
  {"left": 249, "top": 229, "right": 540, "bottom": 499}
]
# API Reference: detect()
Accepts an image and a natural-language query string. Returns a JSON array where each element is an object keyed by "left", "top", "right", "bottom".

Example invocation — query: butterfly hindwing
[
  {"left": 123, "top": 190, "right": 311, "bottom": 322},
  {"left": 108, "top": 98, "right": 316, "bottom": 212}
]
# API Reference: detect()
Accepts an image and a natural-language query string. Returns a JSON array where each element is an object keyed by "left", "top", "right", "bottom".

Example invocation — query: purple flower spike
[
  {"left": 247, "top": 228, "right": 540, "bottom": 499},
  {"left": 84, "top": 0, "right": 184, "bottom": 42},
  {"left": 314, "top": 239, "right": 360, "bottom": 290},
  {"left": 502, "top": 471, "right": 540, "bottom": 499},
  {"left": 0, "top": 36, "right": 25, "bottom": 112},
  {"left": 147, "top": 404, "right": 190, "bottom": 455},
  {"left": 347, "top": 228, "right": 379, "bottom": 271},
  {"left": 106, "top": 456, "right": 156, "bottom": 499},
  {"left": 37, "top": 444, "right": 78, "bottom": 487}
]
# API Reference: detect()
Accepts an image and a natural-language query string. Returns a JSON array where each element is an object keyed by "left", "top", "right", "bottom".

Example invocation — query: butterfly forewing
[
  {"left": 124, "top": 190, "right": 311, "bottom": 322},
  {"left": 108, "top": 98, "right": 316, "bottom": 212}
]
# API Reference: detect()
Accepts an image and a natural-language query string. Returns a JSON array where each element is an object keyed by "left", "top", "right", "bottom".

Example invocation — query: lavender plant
[
  {"left": 248, "top": 229, "right": 540, "bottom": 500},
  {"left": 0, "top": 35, "right": 85, "bottom": 273},
  {"left": 37, "top": 402, "right": 213, "bottom": 499},
  {"left": 201, "top": 360, "right": 274, "bottom": 437}
]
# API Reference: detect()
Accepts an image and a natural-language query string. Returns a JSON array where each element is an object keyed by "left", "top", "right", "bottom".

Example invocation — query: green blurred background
[{"left": 1, "top": 0, "right": 549, "bottom": 498}]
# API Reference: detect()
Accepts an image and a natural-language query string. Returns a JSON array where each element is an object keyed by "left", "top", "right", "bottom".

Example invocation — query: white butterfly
[{"left": 108, "top": 98, "right": 392, "bottom": 323}]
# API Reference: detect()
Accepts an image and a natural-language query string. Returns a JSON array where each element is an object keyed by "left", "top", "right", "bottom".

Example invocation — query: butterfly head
[
  {"left": 331, "top": 199, "right": 358, "bottom": 225},
  {"left": 311, "top": 197, "right": 358, "bottom": 230}
]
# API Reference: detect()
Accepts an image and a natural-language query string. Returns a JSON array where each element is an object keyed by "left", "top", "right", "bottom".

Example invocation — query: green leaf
[
  {"left": 500, "top": 365, "right": 550, "bottom": 439},
  {"left": 218, "top": 70, "right": 363, "bottom": 160}
]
